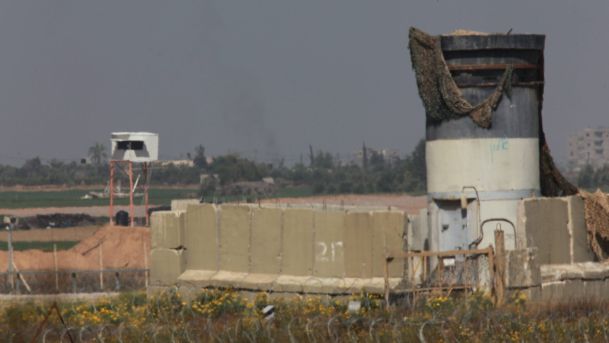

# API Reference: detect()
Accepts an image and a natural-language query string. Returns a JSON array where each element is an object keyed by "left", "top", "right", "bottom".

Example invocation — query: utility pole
[{"left": 5, "top": 217, "right": 15, "bottom": 291}]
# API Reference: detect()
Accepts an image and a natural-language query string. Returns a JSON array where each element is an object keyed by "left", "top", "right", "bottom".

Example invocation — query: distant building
[
  {"left": 155, "top": 159, "right": 195, "bottom": 168},
  {"left": 353, "top": 147, "right": 400, "bottom": 166},
  {"left": 568, "top": 127, "right": 609, "bottom": 173}
]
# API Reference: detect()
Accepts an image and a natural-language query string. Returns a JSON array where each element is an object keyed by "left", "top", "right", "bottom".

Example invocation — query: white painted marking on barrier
[{"left": 315, "top": 241, "right": 343, "bottom": 262}]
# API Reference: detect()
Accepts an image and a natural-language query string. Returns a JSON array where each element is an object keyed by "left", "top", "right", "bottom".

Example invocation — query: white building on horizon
[{"left": 568, "top": 127, "right": 609, "bottom": 173}]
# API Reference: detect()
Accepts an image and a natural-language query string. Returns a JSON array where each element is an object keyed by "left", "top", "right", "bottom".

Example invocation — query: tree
[
  {"left": 88, "top": 143, "right": 107, "bottom": 166},
  {"left": 402, "top": 139, "right": 426, "bottom": 193},
  {"left": 362, "top": 142, "right": 368, "bottom": 171},
  {"left": 408, "top": 139, "right": 426, "bottom": 183},
  {"left": 193, "top": 145, "right": 208, "bottom": 170},
  {"left": 578, "top": 164, "right": 595, "bottom": 189}
]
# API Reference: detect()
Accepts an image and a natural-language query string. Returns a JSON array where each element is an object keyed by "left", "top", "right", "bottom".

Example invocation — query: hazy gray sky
[{"left": 0, "top": 1, "right": 607, "bottom": 164}]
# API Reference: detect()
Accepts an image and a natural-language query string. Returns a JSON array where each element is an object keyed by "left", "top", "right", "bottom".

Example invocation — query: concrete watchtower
[{"left": 410, "top": 28, "right": 546, "bottom": 251}]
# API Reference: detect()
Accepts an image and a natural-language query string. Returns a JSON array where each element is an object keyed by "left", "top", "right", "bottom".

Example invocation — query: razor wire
[{"left": 2, "top": 290, "right": 609, "bottom": 342}]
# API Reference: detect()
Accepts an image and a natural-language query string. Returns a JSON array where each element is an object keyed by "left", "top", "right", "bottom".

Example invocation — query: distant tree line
[
  {"left": 196, "top": 140, "right": 427, "bottom": 197},
  {"left": 0, "top": 140, "right": 428, "bottom": 196},
  {"left": 576, "top": 164, "right": 609, "bottom": 191}
]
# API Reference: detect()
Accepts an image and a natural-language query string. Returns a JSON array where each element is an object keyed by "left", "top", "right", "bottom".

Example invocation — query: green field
[
  {"left": 0, "top": 188, "right": 198, "bottom": 209},
  {"left": 0, "top": 240, "right": 78, "bottom": 251},
  {"left": 0, "top": 186, "right": 314, "bottom": 209}
]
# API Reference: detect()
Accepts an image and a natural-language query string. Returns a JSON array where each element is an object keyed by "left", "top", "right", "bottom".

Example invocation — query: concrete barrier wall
[
  {"left": 151, "top": 210, "right": 184, "bottom": 249},
  {"left": 373, "top": 211, "right": 406, "bottom": 278},
  {"left": 520, "top": 196, "right": 594, "bottom": 265},
  {"left": 313, "top": 211, "right": 345, "bottom": 277},
  {"left": 150, "top": 204, "right": 408, "bottom": 293},
  {"left": 184, "top": 204, "right": 218, "bottom": 271},
  {"left": 344, "top": 212, "right": 373, "bottom": 278},
  {"left": 218, "top": 206, "right": 251, "bottom": 273},
  {"left": 250, "top": 208, "right": 282, "bottom": 275},
  {"left": 282, "top": 209, "right": 315, "bottom": 276},
  {"left": 171, "top": 199, "right": 200, "bottom": 211}
]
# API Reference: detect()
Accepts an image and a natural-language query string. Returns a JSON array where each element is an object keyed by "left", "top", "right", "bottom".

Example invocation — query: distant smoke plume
[{"left": 219, "top": 72, "right": 278, "bottom": 162}]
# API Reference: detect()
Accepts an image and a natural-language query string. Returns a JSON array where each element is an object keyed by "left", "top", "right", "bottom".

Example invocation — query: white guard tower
[{"left": 109, "top": 132, "right": 159, "bottom": 227}]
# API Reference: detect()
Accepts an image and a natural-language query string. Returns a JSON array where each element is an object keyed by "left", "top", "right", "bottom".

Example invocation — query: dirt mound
[
  {"left": 0, "top": 226, "right": 99, "bottom": 242},
  {"left": 0, "top": 225, "right": 150, "bottom": 271}
]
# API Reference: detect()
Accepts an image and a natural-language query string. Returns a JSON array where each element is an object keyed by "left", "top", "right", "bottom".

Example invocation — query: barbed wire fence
[
  {"left": 0, "top": 269, "right": 148, "bottom": 295},
  {"left": 8, "top": 288, "right": 609, "bottom": 343}
]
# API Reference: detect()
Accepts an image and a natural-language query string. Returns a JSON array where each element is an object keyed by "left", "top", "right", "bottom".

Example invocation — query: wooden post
[
  {"left": 437, "top": 258, "right": 445, "bottom": 289},
  {"left": 12, "top": 262, "right": 31, "bottom": 293},
  {"left": 143, "top": 162, "right": 150, "bottom": 226},
  {"left": 143, "top": 239, "right": 149, "bottom": 289},
  {"left": 53, "top": 244, "right": 59, "bottom": 292},
  {"left": 494, "top": 230, "right": 506, "bottom": 306},
  {"left": 384, "top": 257, "right": 393, "bottom": 307},
  {"left": 7, "top": 221, "right": 14, "bottom": 292},
  {"left": 129, "top": 161, "right": 134, "bottom": 227},
  {"left": 109, "top": 161, "right": 115, "bottom": 225},
  {"left": 99, "top": 242, "right": 104, "bottom": 291}
]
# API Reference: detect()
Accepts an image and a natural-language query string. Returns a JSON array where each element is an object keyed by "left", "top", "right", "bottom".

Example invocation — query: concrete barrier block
[
  {"left": 250, "top": 207, "right": 282, "bottom": 274},
  {"left": 239, "top": 273, "right": 278, "bottom": 291},
  {"left": 150, "top": 248, "right": 185, "bottom": 286},
  {"left": 371, "top": 211, "right": 406, "bottom": 278},
  {"left": 542, "top": 280, "right": 585, "bottom": 303},
  {"left": 184, "top": 204, "right": 218, "bottom": 270},
  {"left": 219, "top": 205, "right": 251, "bottom": 273},
  {"left": 302, "top": 277, "right": 349, "bottom": 294},
  {"left": 565, "top": 195, "right": 595, "bottom": 263},
  {"left": 540, "top": 282, "right": 563, "bottom": 303},
  {"left": 564, "top": 280, "right": 585, "bottom": 301},
  {"left": 583, "top": 280, "right": 605, "bottom": 301},
  {"left": 408, "top": 209, "right": 427, "bottom": 251},
  {"left": 506, "top": 248, "right": 540, "bottom": 288},
  {"left": 273, "top": 275, "right": 307, "bottom": 293},
  {"left": 523, "top": 198, "right": 570, "bottom": 264},
  {"left": 281, "top": 209, "right": 315, "bottom": 276},
  {"left": 603, "top": 280, "right": 609, "bottom": 301},
  {"left": 313, "top": 211, "right": 345, "bottom": 278},
  {"left": 151, "top": 211, "right": 185, "bottom": 249},
  {"left": 344, "top": 212, "right": 373, "bottom": 278},
  {"left": 177, "top": 269, "right": 217, "bottom": 288},
  {"left": 171, "top": 199, "right": 200, "bottom": 211},
  {"left": 209, "top": 271, "right": 249, "bottom": 288}
]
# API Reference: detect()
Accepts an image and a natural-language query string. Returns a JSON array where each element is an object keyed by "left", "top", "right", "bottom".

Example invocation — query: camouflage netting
[
  {"left": 582, "top": 191, "right": 609, "bottom": 260},
  {"left": 408, "top": 27, "right": 577, "bottom": 198},
  {"left": 408, "top": 27, "right": 512, "bottom": 129}
]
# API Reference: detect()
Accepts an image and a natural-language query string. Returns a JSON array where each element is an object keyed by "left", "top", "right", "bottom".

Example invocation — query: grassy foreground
[{"left": 2, "top": 289, "right": 609, "bottom": 342}]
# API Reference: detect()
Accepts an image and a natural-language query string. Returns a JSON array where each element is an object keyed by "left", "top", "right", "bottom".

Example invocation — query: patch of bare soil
[
  {"left": 0, "top": 226, "right": 100, "bottom": 242},
  {"left": 0, "top": 225, "right": 150, "bottom": 271}
]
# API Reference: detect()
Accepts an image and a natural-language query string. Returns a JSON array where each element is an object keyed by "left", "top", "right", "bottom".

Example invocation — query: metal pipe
[
  {"left": 475, "top": 218, "right": 517, "bottom": 249},
  {"left": 461, "top": 186, "right": 482, "bottom": 249},
  {"left": 109, "top": 161, "right": 115, "bottom": 225},
  {"left": 129, "top": 161, "right": 134, "bottom": 227}
]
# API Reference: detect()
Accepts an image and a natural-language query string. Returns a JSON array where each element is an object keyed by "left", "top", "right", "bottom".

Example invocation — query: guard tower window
[{"left": 116, "top": 141, "right": 144, "bottom": 150}]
